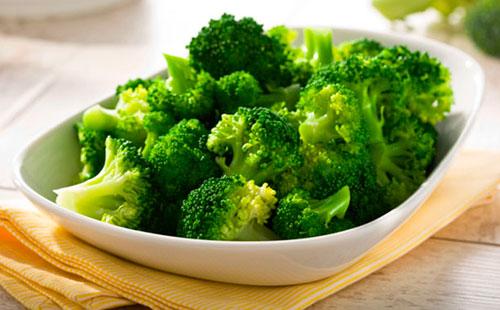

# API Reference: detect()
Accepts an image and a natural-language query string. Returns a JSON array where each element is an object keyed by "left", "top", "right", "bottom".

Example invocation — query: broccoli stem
[
  {"left": 256, "top": 84, "right": 301, "bottom": 110},
  {"left": 164, "top": 54, "right": 195, "bottom": 94},
  {"left": 310, "top": 186, "right": 350, "bottom": 224},
  {"left": 235, "top": 220, "right": 279, "bottom": 241},
  {"left": 82, "top": 105, "right": 118, "bottom": 132},
  {"left": 304, "top": 29, "right": 333, "bottom": 67},
  {"left": 55, "top": 177, "right": 127, "bottom": 220}
]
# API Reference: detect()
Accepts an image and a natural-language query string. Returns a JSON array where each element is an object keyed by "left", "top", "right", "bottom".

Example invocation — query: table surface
[{"left": 1, "top": 0, "right": 499, "bottom": 308}]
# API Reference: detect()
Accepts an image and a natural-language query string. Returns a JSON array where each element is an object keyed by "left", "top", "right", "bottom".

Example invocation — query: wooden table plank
[
  {"left": 0, "top": 287, "right": 23, "bottom": 310},
  {"left": 312, "top": 238, "right": 500, "bottom": 309}
]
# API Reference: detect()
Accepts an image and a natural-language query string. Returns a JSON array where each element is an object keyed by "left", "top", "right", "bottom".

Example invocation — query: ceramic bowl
[{"left": 13, "top": 27, "right": 484, "bottom": 286}]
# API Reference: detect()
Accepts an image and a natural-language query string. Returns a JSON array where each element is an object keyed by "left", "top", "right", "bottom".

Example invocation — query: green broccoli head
[
  {"left": 376, "top": 46, "right": 453, "bottom": 125},
  {"left": 303, "top": 28, "right": 334, "bottom": 68},
  {"left": 207, "top": 107, "right": 302, "bottom": 184},
  {"left": 215, "top": 71, "right": 302, "bottom": 114},
  {"left": 296, "top": 83, "right": 368, "bottom": 149},
  {"left": 177, "top": 175, "right": 278, "bottom": 241},
  {"left": 55, "top": 137, "right": 156, "bottom": 230},
  {"left": 83, "top": 84, "right": 150, "bottom": 145},
  {"left": 163, "top": 55, "right": 217, "bottom": 121},
  {"left": 272, "top": 186, "right": 353, "bottom": 239},
  {"left": 141, "top": 111, "right": 176, "bottom": 158},
  {"left": 115, "top": 78, "right": 153, "bottom": 96},
  {"left": 187, "top": 14, "right": 291, "bottom": 88},
  {"left": 334, "top": 38, "right": 385, "bottom": 61},
  {"left": 146, "top": 119, "right": 221, "bottom": 198},
  {"left": 215, "top": 71, "right": 263, "bottom": 113},
  {"left": 267, "top": 25, "right": 315, "bottom": 86},
  {"left": 75, "top": 123, "right": 107, "bottom": 182},
  {"left": 374, "top": 114, "right": 438, "bottom": 207},
  {"left": 465, "top": 0, "right": 500, "bottom": 57}
]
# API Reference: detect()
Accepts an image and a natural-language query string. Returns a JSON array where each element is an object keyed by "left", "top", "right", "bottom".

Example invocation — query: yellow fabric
[{"left": 0, "top": 150, "right": 499, "bottom": 310}]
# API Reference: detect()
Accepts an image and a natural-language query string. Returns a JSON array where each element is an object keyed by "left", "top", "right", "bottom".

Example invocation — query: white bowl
[{"left": 13, "top": 27, "right": 484, "bottom": 286}]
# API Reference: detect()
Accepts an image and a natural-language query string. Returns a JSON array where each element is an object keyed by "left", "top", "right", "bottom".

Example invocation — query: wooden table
[{"left": 1, "top": 0, "right": 499, "bottom": 308}]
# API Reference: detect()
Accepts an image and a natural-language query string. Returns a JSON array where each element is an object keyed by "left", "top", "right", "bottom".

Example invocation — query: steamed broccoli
[
  {"left": 215, "top": 71, "right": 301, "bottom": 113},
  {"left": 75, "top": 123, "right": 107, "bottom": 182},
  {"left": 307, "top": 53, "right": 439, "bottom": 211},
  {"left": 146, "top": 119, "right": 220, "bottom": 198},
  {"left": 272, "top": 186, "right": 354, "bottom": 239},
  {"left": 161, "top": 54, "right": 217, "bottom": 121},
  {"left": 177, "top": 175, "right": 278, "bottom": 240},
  {"left": 295, "top": 83, "right": 368, "bottom": 149},
  {"left": 142, "top": 111, "right": 176, "bottom": 158},
  {"left": 303, "top": 28, "right": 334, "bottom": 67},
  {"left": 376, "top": 46, "right": 453, "bottom": 125},
  {"left": 207, "top": 107, "right": 302, "bottom": 184},
  {"left": 55, "top": 137, "right": 156, "bottom": 230},
  {"left": 334, "top": 38, "right": 385, "bottom": 61},
  {"left": 83, "top": 84, "right": 150, "bottom": 145},
  {"left": 187, "top": 14, "right": 291, "bottom": 88}
]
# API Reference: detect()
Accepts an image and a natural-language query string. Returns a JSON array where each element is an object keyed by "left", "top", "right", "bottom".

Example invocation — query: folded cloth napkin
[{"left": 0, "top": 150, "right": 499, "bottom": 310}]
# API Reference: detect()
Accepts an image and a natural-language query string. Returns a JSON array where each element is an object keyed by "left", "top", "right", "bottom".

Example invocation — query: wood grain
[{"left": 312, "top": 238, "right": 500, "bottom": 309}]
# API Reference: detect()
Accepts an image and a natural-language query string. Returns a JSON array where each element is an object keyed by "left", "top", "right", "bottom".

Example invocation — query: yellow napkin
[{"left": 0, "top": 150, "right": 499, "bottom": 310}]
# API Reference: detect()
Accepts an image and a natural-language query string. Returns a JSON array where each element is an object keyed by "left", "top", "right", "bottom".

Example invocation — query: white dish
[{"left": 13, "top": 28, "right": 484, "bottom": 286}]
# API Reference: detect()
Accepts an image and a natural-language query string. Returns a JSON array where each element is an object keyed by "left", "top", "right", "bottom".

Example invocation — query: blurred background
[{"left": 0, "top": 0, "right": 498, "bottom": 187}]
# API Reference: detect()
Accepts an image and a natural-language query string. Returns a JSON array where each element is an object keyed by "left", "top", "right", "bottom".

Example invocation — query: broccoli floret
[
  {"left": 465, "top": 0, "right": 500, "bottom": 57},
  {"left": 295, "top": 83, "right": 368, "bottom": 149},
  {"left": 306, "top": 54, "right": 441, "bottom": 212},
  {"left": 272, "top": 186, "right": 353, "bottom": 239},
  {"left": 376, "top": 46, "right": 453, "bottom": 125},
  {"left": 75, "top": 123, "right": 107, "bottom": 182},
  {"left": 142, "top": 111, "right": 176, "bottom": 158},
  {"left": 146, "top": 119, "right": 220, "bottom": 198},
  {"left": 374, "top": 114, "right": 438, "bottom": 207},
  {"left": 54, "top": 137, "right": 156, "bottom": 230},
  {"left": 115, "top": 78, "right": 153, "bottom": 96},
  {"left": 334, "top": 38, "right": 385, "bottom": 61},
  {"left": 215, "top": 71, "right": 301, "bottom": 113},
  {"left": 267, "top": 25, "right": 314, "bottom": 86},
  {"left": 207, "top": 107, "right": 302, "bottom": 184},
  {"left": 177, "top": 175, "right": 278, "bottom": 240},
  {"left": 83, "top": 84, "right": 150, "bottom": 145},
  {"left": 187, "top": 14, "right": 291, "bottom": 88},
  {"left": 163, "top": 54, "right": 217, "bottom": 121}
]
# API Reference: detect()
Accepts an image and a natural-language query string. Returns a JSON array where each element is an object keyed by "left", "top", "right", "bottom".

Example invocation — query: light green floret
[
  {"left": 83, "top": 85, "right": 150, "bottom": 144},
  {"left": 177, "top": 175, "right": 278, "bottom": 241},
  {"left": 54, "top": 137, "right": 155, "bottom": 230}
]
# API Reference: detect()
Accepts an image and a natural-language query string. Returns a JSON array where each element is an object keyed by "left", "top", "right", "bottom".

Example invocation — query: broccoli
[
  {"left": 267, "top": 25, "right": 315, "bottom": 86},
  {"left": 465, "top": 0, "right": 500, "bottom": 57},
  {"left": 376, "top": 46, "right": 453, "bottom": 125},
  {"left": 54, "top": 137, "right": 156, "bottom": 230},
  {"left": 141, "top": 111, "right": 176, "bottom": 158},
  {"left": 75, "top": 123, "right": 108, "bottom": 182},
  {"left": 187, "top": 14, "right": 291, "bottom": 88},
  {"left": 272, "top": 186, "right": 354, "bottom": 239},
  {"left": 305, "top": 53, "right": 441, "bottom": 212},
  {"left": 295, "top": 83, "right": 368, "bottom": 149},
  {"left": 215, "top": 71, "right": 301, "bottom": 113},
  {"left": 303, "top": 28, "right": 334, "bottom": 67},
  {"left": 115, "top": 78, "right": 153, "bottom": 96},
  {"left": 162, "top": 54, "right": 217, "bottom": 121},
  {"left": 177, "top": 175, "right": 278, "bottom": 240},
  {"left": 83, "top": 84, "right": 150, "bottom": 145},
  {"left": 146, "top": 119, "right": 220, "bottom": 198},
  {"left": 334, "top": 38, "right": 385, "bottom": 61},
  {"left": 207, "top": 107, "right": 302, "bottom": 184}
]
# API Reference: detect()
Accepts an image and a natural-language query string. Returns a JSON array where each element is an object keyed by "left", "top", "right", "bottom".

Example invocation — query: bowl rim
[{"left": 12, "top": 26, "right": 485, "bottom": 248}]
